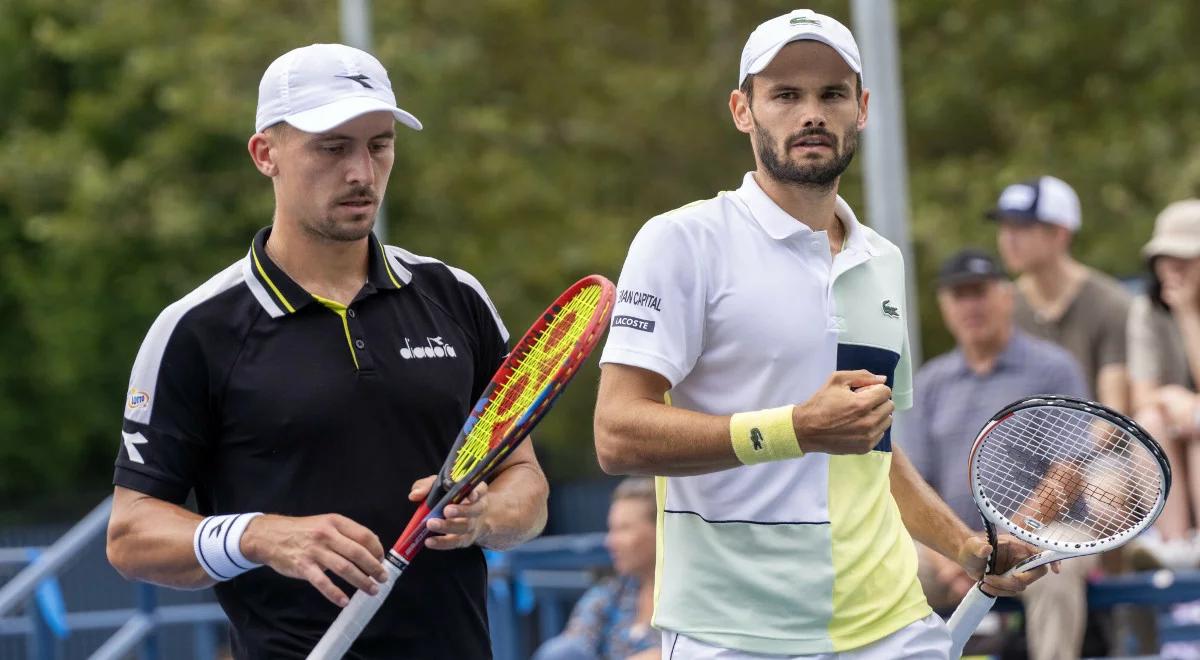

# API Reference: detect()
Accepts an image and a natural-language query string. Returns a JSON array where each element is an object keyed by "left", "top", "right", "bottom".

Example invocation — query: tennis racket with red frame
[{"left": 307, "top": 275, "right": 615, "bottom": 660}]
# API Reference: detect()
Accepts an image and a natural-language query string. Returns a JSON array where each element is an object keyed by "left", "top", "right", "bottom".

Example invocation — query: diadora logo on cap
[
  {"left": 400, "top": 337, "right": 457, "bottom": 360},
  {"left": 127, "top": 388, "right": 150, "bottom": 410},
  {"left": 335, "top": 74, "right": 374, "bottom": 89},
  {"left": 882, "top": 300, "right": 900, "bottom": 319}
]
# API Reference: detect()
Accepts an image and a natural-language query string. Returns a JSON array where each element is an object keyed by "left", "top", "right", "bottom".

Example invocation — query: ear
[
  {"left": 247, "top": 132, "right": 279, "bottom": 177},
  {"left": 856, "top": 87, "right": 870, "bottom": 132},
  {"left": 729, "top": 88, "right": 754, "bottom": 135}
]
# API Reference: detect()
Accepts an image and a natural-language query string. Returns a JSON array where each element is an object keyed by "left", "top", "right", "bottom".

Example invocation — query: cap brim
[
  {"left": 1142, "top": 238, "right": 1200, "bottom": 260},
  {"left": 744, "top": 33, "right": 861, "bottom": 83},
  {"left": 985, "top": 208, "right": 1041, "bottom": 223},
  {"left": 285, "top": 96, "right": 423, "bottom": 133},
  {"left": 937, "top": 273, "right": 1005, "bottom": 289}
]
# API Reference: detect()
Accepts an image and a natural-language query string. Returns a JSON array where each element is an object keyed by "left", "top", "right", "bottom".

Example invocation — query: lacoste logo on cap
[
  {"left": 336, "top": 74, "right": 374, "bottom": 89},
  {"left": 790, "top": 16, "right": 821, "bottom": 27}
]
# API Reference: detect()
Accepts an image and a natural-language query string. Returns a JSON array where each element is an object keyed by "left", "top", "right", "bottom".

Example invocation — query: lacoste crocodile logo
[
  {"left": 882, "top": 300, "right": 900, "bottom": 319},
  {"left": 750, "top": 428, "right": 764, "bottom": 451}
]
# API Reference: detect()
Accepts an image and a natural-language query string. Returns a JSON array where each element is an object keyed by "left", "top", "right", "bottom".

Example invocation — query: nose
[
  {"left": 346, "top": 145, "right": 376, "bottom": 187},
  {"left": 800, "top": 98, "right": 827, "bottom": 129}
]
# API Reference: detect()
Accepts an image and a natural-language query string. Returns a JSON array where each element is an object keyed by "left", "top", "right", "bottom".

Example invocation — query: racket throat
[{"left": 384, "top": 550, "right": 409, "bottom": 572}]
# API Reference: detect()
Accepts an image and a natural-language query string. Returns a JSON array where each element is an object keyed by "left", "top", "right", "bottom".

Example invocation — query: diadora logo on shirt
[{"left": 400, "top": 337, "right": 458, "bottom": 360}]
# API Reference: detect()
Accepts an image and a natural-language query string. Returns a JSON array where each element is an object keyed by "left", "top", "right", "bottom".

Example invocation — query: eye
[
  {"left": 369, "top": 142, "right": 392, "bottom": 154},
  {"left": 823, "top": 90, "right": 847, "bottom": 100},
  {"left": 320, "top": 144, "right": 345, "bottom": 155},
  {"left": 776, "top": 91, "right": 798, "bottom": 100}
]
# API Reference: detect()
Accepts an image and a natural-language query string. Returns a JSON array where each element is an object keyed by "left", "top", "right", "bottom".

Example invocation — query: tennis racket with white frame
[
  {"left": 307, "top": 275, "right": 615, "bottom": 660},
  {"left": 945, "top": 395, "right": 1170, "bottom": 658}
]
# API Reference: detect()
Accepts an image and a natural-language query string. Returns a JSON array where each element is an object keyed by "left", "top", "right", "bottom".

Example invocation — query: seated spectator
[
  {"left": 904, "top": 249, "right": 1090, "bottom": 660},
  {"left": 1128, "top": 200, "right": 1200, "bottom": 569},
  {"left": 533, "top": 477, "right": 659, "bottom": 660}
]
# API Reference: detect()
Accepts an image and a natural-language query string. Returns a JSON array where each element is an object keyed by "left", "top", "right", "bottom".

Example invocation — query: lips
[{"left": 792, "top": 136, "right": 834, "bottom": 149}]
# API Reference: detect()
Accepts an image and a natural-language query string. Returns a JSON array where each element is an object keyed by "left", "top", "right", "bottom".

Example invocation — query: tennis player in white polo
[{"left": 594, "top": 10, "right": 1050, "bottom": 659}]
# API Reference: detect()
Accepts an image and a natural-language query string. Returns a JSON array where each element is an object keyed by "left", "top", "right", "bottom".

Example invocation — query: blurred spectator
[
  {"left": 905, "top": 249, "right": 1090, "bottom": 660},
  {"left": 533, "top": 478, "right": 659, "bottom": 660},
  {"left": 989, "top": 176, "right": 1132, "bottom": 413},
  {"left": 1128, "top": 200, "right": 1200, "bottom": 569}
]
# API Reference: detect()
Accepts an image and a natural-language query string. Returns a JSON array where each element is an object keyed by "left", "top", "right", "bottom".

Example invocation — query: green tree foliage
[{"left": 1, "top": 1, "right": 1198, "bottom": 507}]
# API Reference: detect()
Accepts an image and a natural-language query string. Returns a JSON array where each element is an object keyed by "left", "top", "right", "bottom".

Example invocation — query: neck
[
  {"left": 635, "top": 567, "right": 655, "bottom": 586},
  {"left": 1025, "top": 254, "right": 1082, "bottom": 302},
  {"left": 960, "top": 327, "right": 1011, "bottom": 375},
  {"left": 265, "top": 218, "right": 371, "bottom": 304},
  {"left": 752, "top": 171, "right": 844, "bottom": 249}
]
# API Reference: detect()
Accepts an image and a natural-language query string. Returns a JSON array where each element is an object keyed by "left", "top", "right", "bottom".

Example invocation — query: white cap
[
  {"left": 986, "top": 176, "right": 1082, "bottom": 233},
  {"left": 738, "top": 9, "right": 862, "bottom": 86},
  {"left": 255, "top": 43, "right": 422, "bottom": 134}
]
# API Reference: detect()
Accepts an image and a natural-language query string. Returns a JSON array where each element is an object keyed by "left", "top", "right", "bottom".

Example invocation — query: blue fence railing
[{"left": 5, "top": 498, "right": 1200, "bottom": 659}]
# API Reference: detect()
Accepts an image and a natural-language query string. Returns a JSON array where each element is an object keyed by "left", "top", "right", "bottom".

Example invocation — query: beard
[
  {"left": 302, "top": 187, "right": 379, "bottom": 242},
  {"left": 755, "top": 123, "right": 858, "bottom": 191}
]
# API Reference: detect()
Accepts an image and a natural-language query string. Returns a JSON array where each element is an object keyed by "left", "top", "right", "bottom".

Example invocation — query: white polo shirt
[{"left": 600, "top": 172, "right": 928, "bottom": 655}]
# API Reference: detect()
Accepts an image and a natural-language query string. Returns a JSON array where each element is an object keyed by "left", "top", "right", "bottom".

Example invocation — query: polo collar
[
  {"left": 735, "top": 172, "right": 878, "bottom": 256},
  {"left": 247, "top": 226, "right": 411, "bottom": 316}
]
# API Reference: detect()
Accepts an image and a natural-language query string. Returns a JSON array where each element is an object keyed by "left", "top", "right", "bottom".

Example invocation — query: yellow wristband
[{"left": 730, "top": 405, "right": 802, "bottom": 465}]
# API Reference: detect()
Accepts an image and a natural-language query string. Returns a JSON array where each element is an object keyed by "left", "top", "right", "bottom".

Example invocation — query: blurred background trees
[{"left": 2, "top": 0, "right": 1199, "bottom": 512}]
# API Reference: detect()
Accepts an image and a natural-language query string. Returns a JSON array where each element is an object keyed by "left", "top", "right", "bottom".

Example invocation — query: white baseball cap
[
  {"left": 255, "top": 43, "right": 422, "bottom": 134},
  {"left": 986, "top": 176, "right": 1082, "bottom": 232},
  {"left": 738, "top": 9, "right": 862, "bottom": 87}
]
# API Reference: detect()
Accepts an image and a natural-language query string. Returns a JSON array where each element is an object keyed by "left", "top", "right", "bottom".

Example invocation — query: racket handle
[
  {"left": 946, "top": 582, "right": 998, "bottom": 659},
  {"left": 307, "top": 553, "right": 407, "bottom": 660}
]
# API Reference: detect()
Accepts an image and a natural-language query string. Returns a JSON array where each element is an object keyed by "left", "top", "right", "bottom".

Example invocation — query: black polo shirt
[{"left": 114, "top": 227, "right": 508, "bottom": 659}]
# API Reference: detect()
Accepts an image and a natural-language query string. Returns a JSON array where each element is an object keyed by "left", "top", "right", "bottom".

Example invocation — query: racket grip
[
  {"left": 306, "top": 553, "right": 407, "bottom": 660},
  {"left": 946, "top": 582, "right": 998, "bottom": 659}
]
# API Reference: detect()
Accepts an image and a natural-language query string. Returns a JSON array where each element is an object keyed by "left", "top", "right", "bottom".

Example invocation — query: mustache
[
  {"left": 335, "top": 187, "right": 378, "bottom": 204},
  {"left": 787, "top": 128, "right": 838, "bottom": 148}
]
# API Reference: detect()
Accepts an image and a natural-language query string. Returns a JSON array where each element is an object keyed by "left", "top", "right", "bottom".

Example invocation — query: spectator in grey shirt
[{"left": 904, "top": 249, "right": 1088, "bottom": 660}]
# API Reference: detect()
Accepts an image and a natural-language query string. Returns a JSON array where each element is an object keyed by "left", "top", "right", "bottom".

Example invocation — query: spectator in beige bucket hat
[{"left": 1128, "top": 199, "right": 1200, "bottom": 570}]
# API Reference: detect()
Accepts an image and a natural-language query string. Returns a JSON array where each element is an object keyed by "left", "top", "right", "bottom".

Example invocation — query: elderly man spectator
[{"left": 904, "top": 249, "right": 1090, "bottom": 660}]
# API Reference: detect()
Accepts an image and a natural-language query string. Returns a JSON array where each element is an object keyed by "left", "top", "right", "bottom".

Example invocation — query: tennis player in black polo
[{"left": 105, "top": 43, "right": 549, "bottom": 659}]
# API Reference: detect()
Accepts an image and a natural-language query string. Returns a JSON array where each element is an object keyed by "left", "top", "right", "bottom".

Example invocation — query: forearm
[
  {"left": 477, "top": 454, "right": 549, "bottom": 550},
  {"left": 890, "top": 446, "right": 973, "bottom": 561},
  {"left": 595, "top": 364, "right": 893, "bottom": 475},
  {"left": 1096, "top": 364, "right": 1131, "bottom": 414},
  {"left": 595, "top": 393, "right": 737, "bottom": 476},
  {"left": 1176, "top": 309, "right": 1200, "bottom": 389},
  {"left": 106, "top": 487, "right": 213, "bottom": 589}
]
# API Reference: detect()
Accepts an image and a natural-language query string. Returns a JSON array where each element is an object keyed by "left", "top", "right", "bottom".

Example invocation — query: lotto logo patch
[{"left": 127, "top": 388, "right": 150, "bottom": 410}]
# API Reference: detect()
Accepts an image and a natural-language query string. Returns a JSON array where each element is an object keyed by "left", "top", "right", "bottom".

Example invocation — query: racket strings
[
  {"left": 974, "top": 406, "right": 1163, "bottom": 546},
  {"left": 448, "top": 284, "right": 604, "bottom": 480}
]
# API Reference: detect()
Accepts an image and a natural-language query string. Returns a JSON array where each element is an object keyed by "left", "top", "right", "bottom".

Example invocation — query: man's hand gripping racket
[
  {"left": 307, "top": 275, "right": 615, "bottom": 660},
  {"left": 945, "top": 395, "right": 1171, "bottom": 658}
]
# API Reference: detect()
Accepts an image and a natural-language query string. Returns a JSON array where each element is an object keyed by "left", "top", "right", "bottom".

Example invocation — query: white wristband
[{"left": 193, "top": 512, "right": 263, "bottom": 581}]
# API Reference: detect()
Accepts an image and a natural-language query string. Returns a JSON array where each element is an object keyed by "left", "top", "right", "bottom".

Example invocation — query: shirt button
[
  {"left": 347, "top": 309, "right": 356, "bottom": 318},
  {"left": 354, "top": 339, "right": 365, "bottom": 349}
]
